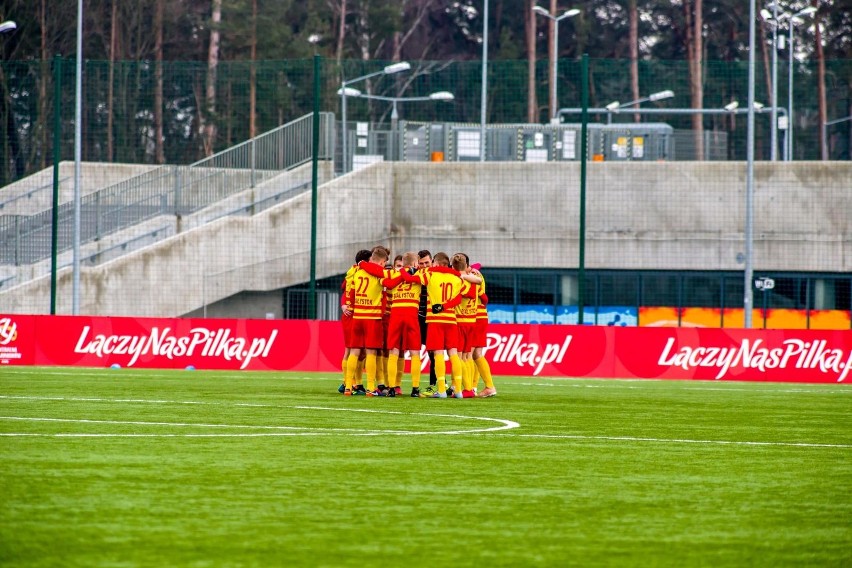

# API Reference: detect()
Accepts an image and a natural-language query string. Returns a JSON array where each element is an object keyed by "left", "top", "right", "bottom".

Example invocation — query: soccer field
[{"left": 1, "top": 368, "right": 850, "bottom": 567}]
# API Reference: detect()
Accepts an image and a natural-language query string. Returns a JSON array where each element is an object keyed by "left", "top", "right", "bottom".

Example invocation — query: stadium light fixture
[
  {"left": 0, "top": 21, "right": 16, "bottom": 34},
  {"left": 606, "top": 90, "right": 675, "bottom": 123},
  {"left": 725, "top": 101, "right": 739, "bottom": 111},
  {"left": 648, "top": 89, "right": 675, "bottom": 102},
  {"left": 340, "top": 61, "right": 411, "bottom": 174}
]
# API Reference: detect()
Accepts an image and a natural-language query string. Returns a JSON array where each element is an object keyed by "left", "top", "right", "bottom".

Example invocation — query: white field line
[
  {"left": 0, "top": 397, "right": 520, "bottom": 437},
  {"left": 507, "top": 433, "right": 852, "bottom": 449},
  {"left": 0, "top": 368, "right": 321, "bottom": 380},
  {"left": 2, "top": 395, "right": 847, "bottom": 447},
  {"left": 514, "top": 382, "right": 852, "bottom": 395}
]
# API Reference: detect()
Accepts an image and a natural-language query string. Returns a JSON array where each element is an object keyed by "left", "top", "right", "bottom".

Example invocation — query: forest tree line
[{"left": 1, "top": 0, "right": 850, "bottom": 183}]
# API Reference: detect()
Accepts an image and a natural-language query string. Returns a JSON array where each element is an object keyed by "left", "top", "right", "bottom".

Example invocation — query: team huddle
[{"left": 340, "top": 246, "right": 497, "bottom": 399}]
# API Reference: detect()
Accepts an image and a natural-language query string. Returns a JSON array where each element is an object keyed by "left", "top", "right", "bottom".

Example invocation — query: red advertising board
[{"left": 2, "top": 314, "right": 851, "bottom": 384}]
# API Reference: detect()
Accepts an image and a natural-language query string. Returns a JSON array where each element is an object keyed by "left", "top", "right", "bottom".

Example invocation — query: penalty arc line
[{"left": 0, "top": 406, "right": 521, "bottom": 437}]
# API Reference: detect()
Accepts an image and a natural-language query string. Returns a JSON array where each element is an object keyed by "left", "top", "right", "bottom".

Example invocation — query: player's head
[
  {"left": 355, "top": 249, "right": 371, "bottom": 263},
  {"left": 370, "top": 245, "right": 389, "bottom": 264},
  {"left": 433, "top": 252, "right": 450, "bottom": 267},
  {"left": 418, "top": 249, "right": 432, "bottom": 268},
  {"left": 393, "top": 255, "right": 404, "bottom": 271},
  {"left": 402, "top": 251, "right": 418, "bottom": 268},
  {"left": 451, "top": 253, "right": 468, "bottom": 272}
]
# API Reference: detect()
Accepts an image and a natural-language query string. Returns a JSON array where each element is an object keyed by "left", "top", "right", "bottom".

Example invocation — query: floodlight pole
[
  {"left": 744, "top": 0, "right": 756, "bottom": 328},
  {"left": 340, "top": 62, "right": 410, "bottom": 174},
  {"left": 770, "top": 2, "right": 779, "bottom": 161},
  {"left": 533, "top": 6, "right": 580, "bottom": 120},
  {"left": 784, "top": 7, "right": 816, "bottom": 161}
]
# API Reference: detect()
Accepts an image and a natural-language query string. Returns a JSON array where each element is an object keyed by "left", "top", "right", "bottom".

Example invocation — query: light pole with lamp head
[
  {"left": 781, "top": 6, "right": 816, "bottom": 161},
  {"left": 760, "top": 5, "right": 781, "bottom": 161},
  {"left": 605, "top": 89, "right": 675, "bottom": 124},
  {"left": 533, "top": 5, "right": 580, "bottom": 121},
  {"left": 336, "top": 90, "right": 454, "bottom": 162},
  {"left": 0, "top": 20, "right": 16, "bottom": 34},
  {"left": 340, "top": 61, "right": 410, "bottom": 174}
]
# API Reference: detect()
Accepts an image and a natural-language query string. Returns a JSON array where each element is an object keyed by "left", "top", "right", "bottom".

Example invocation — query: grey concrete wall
[
  {"left": 0, "top": 162, "right": 161, "bottom": 215},
  {"left": 384, "top": 161, "right": 851, "bottom": 273},
  {"left": 2, "top": 161, "right": 849, "bottom": 317}
]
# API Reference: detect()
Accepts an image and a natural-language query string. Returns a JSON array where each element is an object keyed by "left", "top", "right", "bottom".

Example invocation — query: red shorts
[
  {"left": 342, "top": 314, "right": 354, "bottom": 348},
  {"left": 426, "top": 323, "right": 459, "bottom": 352},
  {"left": 473, "top": 319, "right": 488, "bottom": 347},
  {"left": 382, "top": 315, "right": 390, "bottom": 350},
  {"left": 387, "top": 312, "right": 421, "bottom": 352},
  {"left": 350, "top": 319, "right": 384, "bottom": 350},
  {"left": 458, "top": 323, "right": 476, "bottom": 353}
]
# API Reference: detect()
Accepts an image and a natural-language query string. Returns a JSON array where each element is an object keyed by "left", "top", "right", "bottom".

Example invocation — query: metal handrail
[
  {"left": 0, "top": 176, "right": 72, "bottom": 211},
  {"left": 0, "top": 112, "right": 334, "bottom": 267}
]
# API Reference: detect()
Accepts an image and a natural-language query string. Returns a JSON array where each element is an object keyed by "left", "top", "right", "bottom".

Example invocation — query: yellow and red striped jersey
[
  {"left": 455, "top": 280, "right": 479, "bottom": 324},
  {"left": 383, "top": 269, "right": 422, "bottom": 312},
  {"left": 409, "top": 266, "right": 468, "bottom": 325},
  {"left": 341, "top": 264, "right": 358, "bottom": 310},
  {"left": 351, "top": 262, "right": 389, "bottom": 320}
]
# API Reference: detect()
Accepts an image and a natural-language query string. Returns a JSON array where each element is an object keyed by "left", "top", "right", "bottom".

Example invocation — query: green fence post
[
  {"left": 578, "top": 54, "right": 589, "bottom": 325},
  {"left": 309, "top": 54, "right": 321, "bottom": 320},
  {"left": 50, "top": 54, "right": 62, "bottom": 315}
]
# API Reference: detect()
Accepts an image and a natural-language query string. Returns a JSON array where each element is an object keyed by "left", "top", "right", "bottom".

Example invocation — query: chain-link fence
[
  {"left": 2, "top": 57, "right": 850, "bottom": 186},
  {"left": 1, "top": 57, "right": 850, "bottom": 328}
]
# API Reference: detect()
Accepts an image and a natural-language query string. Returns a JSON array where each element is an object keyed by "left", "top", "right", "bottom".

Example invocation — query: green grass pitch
[{"left": 1, "top": 367, "right": 850, "bottom": 567}]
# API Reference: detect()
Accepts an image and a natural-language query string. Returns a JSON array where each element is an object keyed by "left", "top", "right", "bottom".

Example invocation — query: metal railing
[
  {"left": 0, "top": 112, "right": 334, "bottom": 267},
  {"left": 0, "top": 176, "right": 71, "bottom": 212}
]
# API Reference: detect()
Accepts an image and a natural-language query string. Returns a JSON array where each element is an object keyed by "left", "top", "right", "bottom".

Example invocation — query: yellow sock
[
  {"left": 342, "top": 357, "right": 347, "bottom": 378},
  {"left": 435, "top": 353, "right": 447, "bottom": 393},
  {"left": 366, "top": 354, "right": 377, "bottom": 391},
  {"left": 387, "top": 354, "right": 399, "bottom": 389},
  {"left": 355, "top": 358, "right": 365, "bottom": 385},
  {"left": 395, "top": 363, "right": 403, "bottom": 389},
  {"left": 475, "top": 357, "right": 494, "bottom": 388},
  {"left": 471, "top": 358, "right": 481, "bottom": 389},
  {"left": 345, "top": 355, "right": 359, "bottom": 390},
  {"left": 410, "top": 354, "right": 421, "bottom": 388},
  {"left": 460, "top": 358, "right": 471, "bottom": 390},
  {"left": 449, "top": 354, "right": 463, "bottom": 392},
  {"left": 377, "top": 355, "right": 386, "bottom": 386},
  {"left": 466, "top": 359, "right": 477, "bottom": 390}
]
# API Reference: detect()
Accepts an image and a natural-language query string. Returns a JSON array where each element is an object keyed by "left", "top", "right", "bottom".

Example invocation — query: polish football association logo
[{"left": 0, "top": 317, "right": 18, "bottom": 345}]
